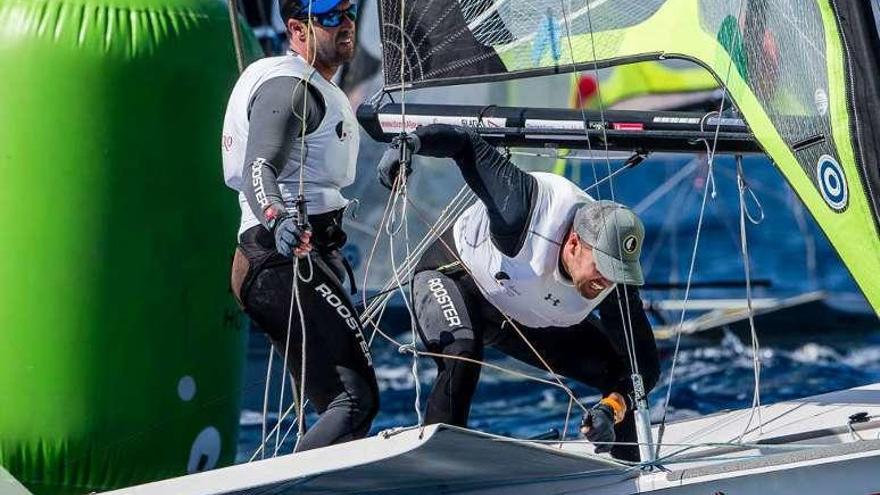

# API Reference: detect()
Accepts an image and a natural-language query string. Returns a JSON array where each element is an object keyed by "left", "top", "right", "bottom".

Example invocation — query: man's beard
[{"left": 316, "top": 33, "right": 355, "bottom": 66}]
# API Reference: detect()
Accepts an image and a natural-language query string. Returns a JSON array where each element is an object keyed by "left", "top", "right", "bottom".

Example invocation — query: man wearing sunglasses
[{"left": 221, "top": 0, "right": 378, "bottom": 452}]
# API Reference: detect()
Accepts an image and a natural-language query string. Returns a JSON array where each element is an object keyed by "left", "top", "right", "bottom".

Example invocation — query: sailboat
[{"left": 52, "top": 0, "right": 880, "bottom": 493}]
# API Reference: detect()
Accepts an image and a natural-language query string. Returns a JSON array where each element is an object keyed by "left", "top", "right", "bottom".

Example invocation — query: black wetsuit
[
  {"left": 410, "top": 124, "right": 660, "bottom": 461},
  {"left": 230, "top": 76, "right": 378, "bottom": 452}
]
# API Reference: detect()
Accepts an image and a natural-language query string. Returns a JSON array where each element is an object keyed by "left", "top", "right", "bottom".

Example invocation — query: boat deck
[{"left": 100, "top": 384, "right": 880, "bottom": 495}]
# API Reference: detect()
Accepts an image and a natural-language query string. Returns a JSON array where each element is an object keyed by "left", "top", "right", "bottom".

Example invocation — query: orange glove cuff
[{"left": 600, "top": 393, "right": 627, "bottom": 424}]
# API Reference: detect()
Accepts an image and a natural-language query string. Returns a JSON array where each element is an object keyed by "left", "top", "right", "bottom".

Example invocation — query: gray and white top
[
  {"left": 453, "top": 172, "right": 614, "bottom": 328},
  {"left": 222, "top": 54, "right": 360, "bottom": 236}
]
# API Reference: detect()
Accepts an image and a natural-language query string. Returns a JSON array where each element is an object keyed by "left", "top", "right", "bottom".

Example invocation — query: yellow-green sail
[{"left": 378, "top": 0, "right": 880, "bottom": 316}]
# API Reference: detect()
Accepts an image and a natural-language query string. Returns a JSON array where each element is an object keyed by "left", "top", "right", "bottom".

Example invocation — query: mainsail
[{"left": 375, "top": 0, "right": 880, "bottom": 316}]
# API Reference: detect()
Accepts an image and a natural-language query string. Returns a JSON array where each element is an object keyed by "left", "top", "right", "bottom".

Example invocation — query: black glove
[
  {"left": 377, "top": 133, "right": 420, "bottom": 190},
  {"left": 580, "top": 403, "right": 616, "bottom": 453},
  {"left": 273, "top": 216, "right": 311, "bottom": 258}
]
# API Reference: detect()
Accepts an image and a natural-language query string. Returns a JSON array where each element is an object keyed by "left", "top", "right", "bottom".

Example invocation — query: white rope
[
  {"left": 654, "top": 0, "right": 747, "bottom": 454},
  {"left": 278, "top": 398, "right": 309, "bottom": 450},
  {"left": 561, "top": 395, "right": 574, "bottom": 444},
  {"left": 385, "top": 172, "right": 425, "bottom": 426},
  {"left": 360, "top": 186, "right": 475, "bottom": 329},
  {"left": 735, "top": 155, "right": 763, "bottom": 439},
  {"left": 403, "top": 349, "right": 581, "bottom": 391},
  {"left": 403, "top": 196, "right": 591, "bottom": 415},
  {"left": 494, "top": 437, "right": 833, "bottom": 451},
  {"left": 559, "top": 0, "right": 641, "bottom": 387},
  {"left": 360, "top": 177, "right": 400, "bottom": 315},
  {"left": 654, "top": 148, "right": 718, "bottom": 452},
  {"left": 632, "top": 157, "right": 702, "bottom": 215},
  {"left": 276, "top": 260, "right": 298, "bottom": 455},
  {"left": 291, "top": 256, "right": 312, "bottom": 452},
  {"left": 368, "top": 0, "right": 426, "bottom": 429},
  {"left": 256, "top": 347, "right": 274, "bottom": 461},
  {"left": 249, "top": 401, "right": 298, "bottom": 462},
  {"left": 402, "top": 190, "right": 424, "bottom": 427},
  {"left": 285, "top": 7, "right": 319, "bottom": 454},
  {"left": 360, "top": 189, "right": 592, "bottom": 416},
  {"left": 373, "top": 0, "right": 764, "bottom": 456}
]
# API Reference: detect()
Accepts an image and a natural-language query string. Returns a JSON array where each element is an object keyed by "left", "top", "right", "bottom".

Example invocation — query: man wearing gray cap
[{"left": 378, "top": 124, "right": 659, "bottom": 461}]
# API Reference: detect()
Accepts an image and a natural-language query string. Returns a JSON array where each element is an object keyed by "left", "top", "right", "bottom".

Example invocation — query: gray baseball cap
[{"left": 572, "top": 200, "right": 645, "bottom": 285}]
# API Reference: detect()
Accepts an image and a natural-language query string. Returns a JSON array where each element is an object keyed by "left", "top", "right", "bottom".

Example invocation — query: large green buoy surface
[{"left": 0, "top": 0, "right": 259, "bottom": 492}]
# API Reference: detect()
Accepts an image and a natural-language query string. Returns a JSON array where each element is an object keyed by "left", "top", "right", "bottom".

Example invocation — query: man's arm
[
  {"left": 413, "top": 124, "right": 537, "bottom": 257},
  {"left": 241, "top": 76, "right": 325, "bottom": 228}
]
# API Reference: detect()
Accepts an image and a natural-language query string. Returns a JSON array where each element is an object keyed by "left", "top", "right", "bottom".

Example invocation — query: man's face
[
  {"left": 563, "top": 232, "right": 611, "bottom": 300},
  {"left": 291, "top": 1, "right": 357, "bottom": 67}
]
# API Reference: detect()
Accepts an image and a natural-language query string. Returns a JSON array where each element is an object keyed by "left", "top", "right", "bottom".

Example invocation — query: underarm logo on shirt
[
  {"left": 427, "top": 278, "right": 462, "bottom": 327},
  {"left": 221, "top": 134, "right": 234, "bottom": 152},
  {"left": 250, "top": 160, "right": 270, "bottom": 208},
  {"left": 315, "top": 283, "right": 372, "bottom": 366}
]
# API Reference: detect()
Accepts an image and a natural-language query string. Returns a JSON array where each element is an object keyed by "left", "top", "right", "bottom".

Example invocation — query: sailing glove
[
  {"left": 377, "top": 133, "right": 421, "bottom": 190},
  {"left": 580, "top": 403, "right": 616, "bottom": 453},
  {"left": 273, "top": 216, "right": 312, "bottom": 258}
]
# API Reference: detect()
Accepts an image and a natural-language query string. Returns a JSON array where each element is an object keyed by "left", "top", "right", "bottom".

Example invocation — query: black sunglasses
[{"left": 297, "top": 3, "right": 358, "bottom": 28}]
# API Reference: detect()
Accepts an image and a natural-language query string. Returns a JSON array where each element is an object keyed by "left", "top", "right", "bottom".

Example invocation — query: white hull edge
[{"left": 96, "top": 382, "right": 880, "bottom": 495}]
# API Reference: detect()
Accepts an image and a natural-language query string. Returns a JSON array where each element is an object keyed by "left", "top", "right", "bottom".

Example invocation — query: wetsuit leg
[
  {"left": 483, "top": 317, "right": 626, "bottom": 392},
  {"left": 483, "top": 317, "right": 649, "bottom": 461},
  {"left": 412, "top": 269, "right": 483, "bottom": 426},
  {"left": 236, "top": 227, "right": 378, "bottom": 452}
]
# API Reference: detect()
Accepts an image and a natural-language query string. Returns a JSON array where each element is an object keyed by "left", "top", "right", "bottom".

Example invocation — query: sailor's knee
[
  {"left": 443, "top": 338, "right": 477, "bottom": 357},
  {"left": 335, "top": 370, "right": 379, "bottom": 424},
  {"left": 359, "top": 383, "right": 380, "bottom": 422}
]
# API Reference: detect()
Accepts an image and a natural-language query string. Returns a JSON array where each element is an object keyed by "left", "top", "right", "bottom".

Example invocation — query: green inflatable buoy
[{"left": 0, "top": 0, "right": 260, "bottom": 493}]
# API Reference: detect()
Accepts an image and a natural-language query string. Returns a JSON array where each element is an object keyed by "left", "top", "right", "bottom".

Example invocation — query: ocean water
[
  {"left": 235, "top": 153, "right": 880, "bottom": 461},
  {"left": 238, "top": 330, "right": 880, "bottom": 460}
]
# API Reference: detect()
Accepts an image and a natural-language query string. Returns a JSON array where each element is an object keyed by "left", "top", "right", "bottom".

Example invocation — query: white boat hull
[{"left": 99, "top": 383, "right": 880, "bottom": 494}]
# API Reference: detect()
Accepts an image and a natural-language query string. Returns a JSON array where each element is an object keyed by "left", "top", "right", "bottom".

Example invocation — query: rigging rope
[
  {"left": 257, "top": 349, "right": 274, "bottom": 460},
  {"left": 226, "top": 0, "right": 246, "bottom": 72},
  {"left": 288, "top": 8, "right": 319, "bottom": 452},
  {"left": 557, "top": 2, "right": 646, "bottom": 418},
  {"left": 359, "top": 176, "right": 593, "bottom": 419},
  {"left": 654, "top": 144, "right": 718, "bottom": 454},
  {"left": 402, "top": 195, "right": 592, "bottom": 415},
  {"left": 365, "top": 0, "right": 772, "bottom": 458},
  {"left": 387, "top": 171, "right": 425, "bottom": 426},
  {"left": 735, "top": 155, "right": 764, "bottom": 439},
  {"left": 223, "top": 0, "right": 286, "bottom": 460},
  {"left": 361, "top": 0, "right": 670, "bottom": 441},
  {"left": 256, "top": 7, "right": 322, "bottom": 456},
  {"left": 655, "top": 0, "right": 751, "bottom": 457}
]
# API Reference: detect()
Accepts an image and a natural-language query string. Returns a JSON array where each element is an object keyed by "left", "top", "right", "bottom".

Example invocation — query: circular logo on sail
[
  {"left": 816, "top": 154, "right": 847, "bottom": 211},
  {"left": 622, "top": 234, "right": 639, "bottom": 254}
]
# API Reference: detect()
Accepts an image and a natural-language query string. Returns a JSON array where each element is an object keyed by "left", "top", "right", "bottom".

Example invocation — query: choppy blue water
[{"left": 236, "top": 154, "right": 880, "bottom": 460}]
